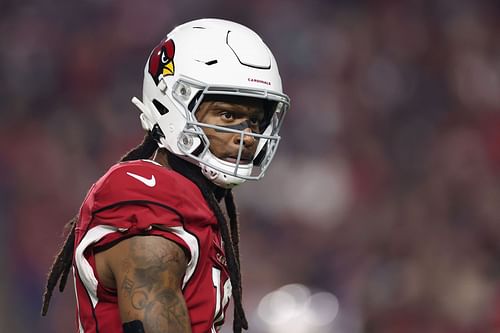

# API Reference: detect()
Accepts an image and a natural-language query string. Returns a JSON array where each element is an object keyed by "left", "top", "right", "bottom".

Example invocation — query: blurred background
[{"left": 2, "top": 0, "right": 500, "bottom": 332}]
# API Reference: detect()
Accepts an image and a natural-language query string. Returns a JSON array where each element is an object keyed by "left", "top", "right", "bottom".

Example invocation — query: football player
[{"left": 41, "top": 18, "right": 290, "bottom": 333}]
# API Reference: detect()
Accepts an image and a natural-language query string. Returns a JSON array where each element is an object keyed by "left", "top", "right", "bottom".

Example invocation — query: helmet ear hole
[{"left": 153, "top": 99, "right": 170, "bottom": 115}]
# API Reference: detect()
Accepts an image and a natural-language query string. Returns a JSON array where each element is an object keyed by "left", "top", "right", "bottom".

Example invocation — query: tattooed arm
[{"left": 95, "top": 235, "right": 192, "bottom": 333}]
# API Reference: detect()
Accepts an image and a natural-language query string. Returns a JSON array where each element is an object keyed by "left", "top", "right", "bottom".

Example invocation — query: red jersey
[{"left": 73, "top": 159, "right": 231, "bottom": 333}]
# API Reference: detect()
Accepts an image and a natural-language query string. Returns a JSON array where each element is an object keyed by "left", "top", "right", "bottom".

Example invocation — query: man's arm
[{"left": 97, "top": 235, "right": 192, "bottom": 333}]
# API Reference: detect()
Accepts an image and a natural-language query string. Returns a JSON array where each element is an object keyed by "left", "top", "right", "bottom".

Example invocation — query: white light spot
[
  {"left": 256, "top": 284, "right": 340, "bottom": 333},
  {"left": 307, "top": 291, "right": 339, "bottom": 326}
]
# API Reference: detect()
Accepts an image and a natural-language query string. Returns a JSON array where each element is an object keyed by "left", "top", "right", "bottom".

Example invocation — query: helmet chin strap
[{"left": 200, "top": 150, "right": 252, "bottom": 189}]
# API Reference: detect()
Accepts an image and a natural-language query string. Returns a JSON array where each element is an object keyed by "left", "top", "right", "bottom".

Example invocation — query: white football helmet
[{"left": 132, "top": 18, "right": 290, "bottom": 188}]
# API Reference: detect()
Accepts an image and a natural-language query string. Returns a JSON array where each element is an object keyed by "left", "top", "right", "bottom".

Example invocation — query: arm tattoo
[
  {"left": 143, "top": 289, "right": 191, "bottom": 332},
  {"left": 131, "top": 290, "right": 148, "bottom": 310},
  {"left": 119, "top": 236, "right": 191, "bottom": 333},
  {"left": 122, "top": 277, "right": 134, "bottom": 297}
]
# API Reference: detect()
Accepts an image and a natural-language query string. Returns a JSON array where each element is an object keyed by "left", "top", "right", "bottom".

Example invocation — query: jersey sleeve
[
  {"left": 93, "top": 200, "right": 183, "bottom": 230},
  {"left": 85, "top": 161, "right": 194, "bottom": 255},
  {"left": 75, "top": 161, "right": 202, "bottom": 295},
  {"left": 90, "top": 202, "right": 192, "bottom": 260}
]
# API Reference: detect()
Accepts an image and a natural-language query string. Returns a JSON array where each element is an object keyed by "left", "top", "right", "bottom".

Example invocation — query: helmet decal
[{"left": 148, "top": 39, "right": 175, "bottom": 85}]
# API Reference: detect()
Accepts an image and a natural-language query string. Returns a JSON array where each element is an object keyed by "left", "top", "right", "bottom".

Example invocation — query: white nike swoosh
[{"left": 126, "top": 172, "right": 156, "bottom": 187}]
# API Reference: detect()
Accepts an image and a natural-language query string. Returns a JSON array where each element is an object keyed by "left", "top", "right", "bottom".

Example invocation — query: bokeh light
[{"left": 256, "top": 284, "right": 339, "bottom": 333}]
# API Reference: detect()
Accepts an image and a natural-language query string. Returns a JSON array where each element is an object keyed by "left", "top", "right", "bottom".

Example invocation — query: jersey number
[{"left": 212, "top": 267, "right": 231, "bottom": 331}]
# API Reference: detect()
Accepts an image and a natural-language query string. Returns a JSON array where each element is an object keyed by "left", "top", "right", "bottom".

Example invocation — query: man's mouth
[{"left": 224, "top": 156, "right": 253, "bottom": 164}]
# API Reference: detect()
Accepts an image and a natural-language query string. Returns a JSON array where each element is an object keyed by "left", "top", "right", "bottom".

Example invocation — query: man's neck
[{"left": 153, "top": 148, "right": 170, "bottom": 168}]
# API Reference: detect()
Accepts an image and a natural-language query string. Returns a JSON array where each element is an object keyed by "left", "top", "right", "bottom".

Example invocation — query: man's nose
[{"left": 234, "top": 127, "right": 256, "bottom": 147}]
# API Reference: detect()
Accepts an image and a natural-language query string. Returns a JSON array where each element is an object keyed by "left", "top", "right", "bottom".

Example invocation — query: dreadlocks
[
  {"left": 40, "top": 215, "right": 76, "bottom": 316},
  {"left": 41, "top": 131, "right": 248, "bottom": 332}
]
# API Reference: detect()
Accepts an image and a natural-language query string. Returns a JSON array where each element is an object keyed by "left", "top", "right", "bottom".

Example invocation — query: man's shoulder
[{"left": 89, "top": 160, "right": 201, "bottom": 211}]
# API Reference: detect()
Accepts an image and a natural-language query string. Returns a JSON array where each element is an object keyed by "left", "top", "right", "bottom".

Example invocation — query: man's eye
[
  {"left": 250, "top": 117, "right": 260, "bottom": 125},
  {"left": 221, "top": 112, "right": 234, "bottom": 120},
  {"left": 161, "top": 51, "right": 168, "bottom": 63}
]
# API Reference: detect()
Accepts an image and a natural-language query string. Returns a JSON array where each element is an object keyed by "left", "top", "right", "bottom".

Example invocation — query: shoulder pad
[{"left": 91, "top": 160, "right": 199, "bottom": 212}]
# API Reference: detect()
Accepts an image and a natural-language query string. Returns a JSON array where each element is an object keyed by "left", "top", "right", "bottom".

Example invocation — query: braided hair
[{"left": 41, "top": 132, "right": 248, "bottom": 332}]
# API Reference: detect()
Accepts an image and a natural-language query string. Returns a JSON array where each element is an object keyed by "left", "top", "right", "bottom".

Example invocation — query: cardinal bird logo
[{"left": 148, "top": 39, "right": 175, "bottom": 85}]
